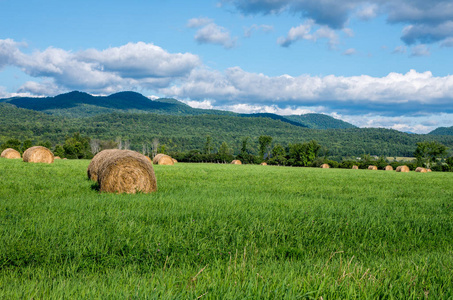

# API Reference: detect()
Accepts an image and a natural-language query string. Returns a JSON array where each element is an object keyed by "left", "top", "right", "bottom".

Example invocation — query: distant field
[
  {"left": 1, "top": 159, "right": 453, "bottom": 299},
  {"left": 386, "top": 156, "right": 415, "bottom": 162}
]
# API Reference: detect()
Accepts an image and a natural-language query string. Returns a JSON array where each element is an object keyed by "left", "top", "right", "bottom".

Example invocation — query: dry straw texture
[
  {"left": 157, "top": 155, "right": 174, "bottom": 165},
  {"left": 153, "top": 154, "right": 166, "bottom": 164},
  {"left": 384, "top": 165, "right": 393, "bottom": 171},
  {"left": 87, "top": 149, "right": 118, "bottom": 181},
  {"left": 415, "top": 167, "right": 428, "bottom": 173},
  {"left": 427, "top": 169, "right": 432, "bottom": 172},
  {"left": 321, "top": 164, "right": 330, "bottom": 169},
  {"left": 396, "top": 165, "right": 410, "bottom": 172},
  {"left": 97, "top": 149, "right": 157, "bottom": 194},
  {"left": 54, "top": 156, "right": 61, "bottom": 159},
  {"left": 352, "top": 165, "right": 359, "bottom": 169},
  {"left": 231, "top": 160, "right": 242, "bottom": 165},
  {"left": 23, "top": 146, "right": 54, "bottom": 164},
  {"left": 368, "top": 165, "right": 378, "bottom": 170},
  {"left": 260, "top": 162, "right": 267, "bottom": 166},
  {"left": 1, "top": 148, "right": 21, "bottom": 159},
  {"left": 172, "top": 158, "right": 178, "bottom": 163}
]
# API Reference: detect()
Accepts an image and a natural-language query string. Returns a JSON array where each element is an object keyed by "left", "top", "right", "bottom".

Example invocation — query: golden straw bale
[
  {"left": 144, "top": 156, "right": 152, "bottom": 163},
  {"left": 396, "top": 165, "right": 410, "bottom": 172},
  {"left": 426, "top": 169, "right": 432, "bottom": 172},
  {"left": 172, "top": 158, "right": 178, "bottom": 163},
  {"left": 384, "top": 165, "right": 393, "bottom": 171},
  {"left": 157, "top": 155, "right": 174, "bottom": 165},
  {"left": 352, "top": 165, "right": 359, "bottom": 169},
  {"left": 368, "top": 165, "right": 378, "bottom": 170},
  {"left": 260, "top": 162, "right": 267, "bottom": 166},
  {"left": 415, "top": 167, "right": 427, "bottom": 173},
  {"left": 97, "top": 150, "right": 157, "bottom": 194},
  {"left": 54, "top": 156, "right": 61, "bottom": 159},
  {"left": 1, "top": 148, "right": 21, "bottom": 159},
  {"left": 153, "top": 154, "right": 166, "bottom": 164},
  {"left": 23, "top": 146, "right": 54, "bottom": 164},
  {"left": 87, "top": 149, "right": 118, "bottom": 181},
  {"left": 320, "top": 163, "right": 330, "bottom": 169},
  {"left": 231, "top": 160, "right": 242, "bottom": 165}
]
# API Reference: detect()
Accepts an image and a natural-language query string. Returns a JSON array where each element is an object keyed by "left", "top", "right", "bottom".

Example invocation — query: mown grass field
[{"left": 1, "top": 158, "right": 453, "bottom": 299}]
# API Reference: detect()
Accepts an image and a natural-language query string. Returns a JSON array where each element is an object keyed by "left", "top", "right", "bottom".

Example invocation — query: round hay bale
[
  {"left": 396, "top": 165, "right": 410, "bottom": 172},
  {"left": 260, "top": 162, "right": 267, "bottom": 166},
  {"left": 1, "top": 148, "right": 21, "bottom": 159},
  {"left": 97, "top": 150, "right": 157, "bottom": 194},
  {"left": 54, "top": 156, "right": 61, "bottom": 159},
  {"left": 87, "top": 149, "right": 118, "bottom": 181},
  {"left": 153, "top": 154, "right": 166, "bottom": 164},
  {"left": 23, "top": 146, "right": 54, "bottom": 164},
  {"left": 320, "top": 163, "right": 330, "bottom": 169},
  {"left": 144, "top": 156, "right": 152, "bottom": 163},
  {"left": 384, "top": 165, "right": 393, "bottom": 171},
  {"left": 368, "top": 165, "right": 378, "bottom": 170},
  {"left": 157, "top": 155, "right": 174, "bottom": 165},
  {"left": 231, "top": 160, "right": 242, "bottom": 165},
  {"left": 352, "top": 165, "right": 359, "bottom": 169},
  {"left": 172, "top": 158, "right": 178, "bottom": 163},
  {"left": 415, "top": 167, "right": 427, "bottom": 173},
  {"left": 426, "top": 168, "right": 432, "bottom": 172}
]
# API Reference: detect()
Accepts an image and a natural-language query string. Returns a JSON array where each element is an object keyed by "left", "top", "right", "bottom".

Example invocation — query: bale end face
[
  {"left": 1, "top": 148, "right": 21, "bottom": 159},
  {"left": 320, "top": 164, "right": 330, "bottom": 169},
  {"left": 352, "top": 165, "right": 359, "bottom": 169},
  {"left": 396, "top": 165, "right": 410, "bottom": 172},
  {"left": 231, "top": 160, "right": 242, "bottom": 165},
  {"left": 384, "top": 165, "right": 393, "bottom": 171},
  {"left": 98, "top": 151, "right": 157, "bottom": 194},
  {"left": 368, "top": 165, "right": 378, "bottom": 170},
  {"left": 23, "top": 146, "right": 54, "bottom": 163}
]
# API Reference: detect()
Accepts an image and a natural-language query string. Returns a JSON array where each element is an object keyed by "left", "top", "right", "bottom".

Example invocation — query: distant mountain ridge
[
  {"left": 429, "top": 126, "right": 453, "bottom": 135},
  {"left": 0, "top": 91, "right": 356, "bottom": 129}
]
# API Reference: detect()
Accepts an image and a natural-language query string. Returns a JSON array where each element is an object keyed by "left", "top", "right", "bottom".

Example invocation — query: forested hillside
[
  {"left": 429, "top": 126, "right": 453, "bottom": 135},
  {"left": 2, "top": 103, "right": 453, "bottom": 157}
]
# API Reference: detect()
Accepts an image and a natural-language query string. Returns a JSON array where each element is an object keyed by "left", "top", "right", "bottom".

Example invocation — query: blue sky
[{"left": 1, "top": 0, "right": 453, "bottom": 133}]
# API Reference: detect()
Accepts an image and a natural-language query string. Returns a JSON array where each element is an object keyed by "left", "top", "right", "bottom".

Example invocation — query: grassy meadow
[{"left": 1, "top": 158, "right": 453, "bottom": 299}]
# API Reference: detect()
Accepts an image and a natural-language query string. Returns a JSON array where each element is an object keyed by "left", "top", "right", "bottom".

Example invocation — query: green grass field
[{"left": 1, "top": 158, "right": 453, "bottom": 299}]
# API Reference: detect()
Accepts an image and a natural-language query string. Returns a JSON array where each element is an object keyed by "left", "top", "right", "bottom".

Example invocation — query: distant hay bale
[
  {"left": 415, "top": 167, "right": 427, "bottom": 173},
  {"left": 368, "top": 165, "right": 378, "bottom": 170},
  {"left": 145, "top": 156, "right": 152, "bottom": 163},
  {"left": 396, "top": 165, "right": 410, "bottom": 172},
  {"left": 260, "top": 162, "right": 267, "bottom": 166},
  {"left": 384, "top": 165, "right": 393, "bottom": 171},
  {"left": 87, "top": 149, "right": 118, "bottom": 181},
  {"left": 153, "top": 154, "right": 166, "bottom": 164},
  {"left": 352, "top": 165, "right": 359, "bottom": 169},
  {"left": 157, "top": 155, "right": 174, "bottom": 165},
  {"left": 320, "top": 163, "right": 330, "bottom": 169},
  {"left": 23, "top": 146, "right": 54, "bottom": 164},
  {"left": 1, "top": 148, "right": 21, "bottom": 159},
  {"left": 172, "top": 158, "right": 178, "bottom": 163},
  {"left": 97, "top": 150, "right": 157, "bottom": 194},
  {"left": 54, "top": 156, "right": 61, "bottom": 159},
  {"left": 426, "top": 169, "right": 432, "bottom": 172},
  {"left": 231, "top": 160, "right": 242, "bottom": 165}
]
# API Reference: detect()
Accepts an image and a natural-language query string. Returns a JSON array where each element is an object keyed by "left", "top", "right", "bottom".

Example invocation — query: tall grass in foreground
[{"left": 0, "top": 159, "right": 453, "bottom": 299}]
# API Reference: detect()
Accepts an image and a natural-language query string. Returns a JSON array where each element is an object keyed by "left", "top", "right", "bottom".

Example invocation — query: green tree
[
  {"left": 217, "top": 141, "right": 233, "bottom": 163},
  {"left": 268, "top": 144, "right": 287, "bottom": 166},
  {"left": 1, "top": 139, "right": 21, "bottom": 152},
  {"left": 53, "top": 145, "right": 65, "bottom": 158},
  {"left": 258, "top": 135, "right": 273, "bottom": 159},
  {"left": 414, "top": 141, "right": 448, "bottom": 168},
  {"left": 446, "top": 156, "right": 453, "bottom": 171},
  {"left": 204, "top": 135, "right": 213, "bottom": 154},
  {"left": 21, "top": 140, "right": 33, "bottom": 153},
  {"left": 63, "top": 132, "right": 91, "bottom": 159}
]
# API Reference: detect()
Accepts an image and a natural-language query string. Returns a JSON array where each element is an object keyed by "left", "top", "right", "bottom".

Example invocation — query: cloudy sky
[{"left": 1, "top": 0, "right": 453, "bottom": 133}]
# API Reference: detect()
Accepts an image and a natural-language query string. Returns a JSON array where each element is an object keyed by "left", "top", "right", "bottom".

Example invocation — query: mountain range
[{"left": 0, "top": 91, "right": 357, "bottom": 130}]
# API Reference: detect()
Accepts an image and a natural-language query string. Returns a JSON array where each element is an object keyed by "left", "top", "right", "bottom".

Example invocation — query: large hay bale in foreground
[
  {"left": 352, "top": 165, "right": 359, "bottom": 169},
  {"left": 368, "top": 165, "right": 378, "bottom": 170},
  {"left": 415, "top": 167, "right": 427, "bottom": 173},
  {"left": 384, "top": 165, "right": 393, "bottom": 171},
  {"left": 23, "top": 146, "right": 54, "bottom": 164},
  {"left": 231, "top": 160, "right": 242, "bottom": 165},
  {"left": 1, "top": 148, "right": 21, "bottom": 159},
  {"left": 87, "top": 149, "right": 118, "bottom": 181},
  {"left": 97, "top": 150, "right": 157, "bottom": 194},
  {"left": 320, "top": 164, "right": 330, "bottom": 169},
  {"left": 396, "top": 165, "right": 410, "bottom": 172}
]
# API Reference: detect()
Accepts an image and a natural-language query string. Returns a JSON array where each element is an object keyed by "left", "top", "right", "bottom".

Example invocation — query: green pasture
[{"left": 0, "top": 158, "right": 452, "bottom": 299}]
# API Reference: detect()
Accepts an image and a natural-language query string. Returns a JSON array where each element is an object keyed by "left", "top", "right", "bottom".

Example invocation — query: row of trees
[{"left": 2, "top": 133, "right": 453, "bottom": 171}]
